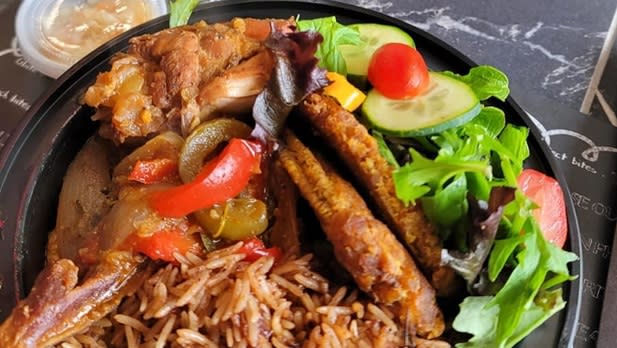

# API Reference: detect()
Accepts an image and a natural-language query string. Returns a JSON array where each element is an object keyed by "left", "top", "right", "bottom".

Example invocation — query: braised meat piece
[
  {"left": 84, "top": 18, "right": 293, "bottom": 143},
  {"left": 0, "top": 134, "right": 190, "bottom": 347},
  {"left": 0, "top": 253, "right": 149, "bottom": 348}
]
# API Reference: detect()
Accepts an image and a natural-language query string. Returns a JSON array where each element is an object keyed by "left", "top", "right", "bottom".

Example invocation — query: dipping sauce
[{"left": 41, "top": 0, "right": 152, "bottom": 64}]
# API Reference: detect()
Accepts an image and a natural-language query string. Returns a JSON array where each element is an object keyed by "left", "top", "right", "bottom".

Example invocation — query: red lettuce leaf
[
  {"left": 251, "top": 28, "right": 329, "bottom": 142},
  {"left": 442, "top": 187, "right": 515, "bottom": 290}
]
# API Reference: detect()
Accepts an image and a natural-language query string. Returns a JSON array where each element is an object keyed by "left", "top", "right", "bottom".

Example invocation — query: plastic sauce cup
[{"left": 16, "top": 0, "right": 168, "bottom": 78}]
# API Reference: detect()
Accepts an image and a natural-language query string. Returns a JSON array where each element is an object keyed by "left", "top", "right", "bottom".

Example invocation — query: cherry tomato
[
  {"left": 367, "top": 43, "right": 430, "bottom": 99},
  {"left": 517, "top": 168, "right": 567, "bottom": 248}
]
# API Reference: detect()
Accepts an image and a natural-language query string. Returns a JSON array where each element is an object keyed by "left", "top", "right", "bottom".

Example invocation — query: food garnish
[
  {"left": 363, "top": 72, "right": 481, "bottom": 137},
  {"left": 375, "top": 53, "right": 576, "bottom": 348},
  {"left": 251, "top": 29, "right": 329, "bottom": 141},
  {"left": 128, "top": 158, "right": 178, "bottom": 184},
  {"left": 443, "top": 65, "right": 510, "bottom": 102},
  {"left": 296, "top": 16, "right": 363, "bottom": 75},
  {"left": 238, "top": 237, "right": 283, "bottom": 262},
  {"left": 168, "top": 0, "right": 200, "bottom": 27},
  {"left": 368, "top": 42, "right": 430, "bottom": 99},
  {"left": 322, "top": 71, "right": 366, "bottom": 112},
  {"left": 518, "top": 168, "right": 568, "bottom": 248},
  {"left": 339, "top": 22, "right": 416, "bottom": 84}
]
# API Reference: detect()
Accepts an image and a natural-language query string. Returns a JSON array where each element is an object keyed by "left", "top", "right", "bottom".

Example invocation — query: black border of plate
[{"left": 0, "top": 0, "right": 582, "bottom": 346}]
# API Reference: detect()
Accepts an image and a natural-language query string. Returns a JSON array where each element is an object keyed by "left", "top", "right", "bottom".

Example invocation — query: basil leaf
[
  {"left": 297, "top": 17, "right": 363, "bottom": 75},
  {"left": 444, "top": 65, "right": 510, "bottom": 101},
  {"left": 169, "top": 0, "right": 200, "bottom": 28},
  {"left": 469, "top": 106, "right": 506, "bottom": 137}
]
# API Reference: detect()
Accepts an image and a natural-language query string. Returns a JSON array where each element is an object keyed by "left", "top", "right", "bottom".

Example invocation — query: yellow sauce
[{"left": 41, "top": 0, "right": 152, "bottom": 64}]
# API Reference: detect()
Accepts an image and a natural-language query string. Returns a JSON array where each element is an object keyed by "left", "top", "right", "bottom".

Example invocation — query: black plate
[{"left": 0, "top": 0, "right": 582, "bottom": 346}]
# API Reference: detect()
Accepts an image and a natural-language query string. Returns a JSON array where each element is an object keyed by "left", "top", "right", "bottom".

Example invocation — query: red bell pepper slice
[
  {"left": 126, "top": 228, "right": 199, "bottom": 263},
  {"left": 239, "top": 237, "right": 282, "bottom": 262},
  {"left": 149, "top": 138, "right": 263, "bottom": 217},
  {"left": 128, "top": 158, "right": 178, "bottom": 184}
]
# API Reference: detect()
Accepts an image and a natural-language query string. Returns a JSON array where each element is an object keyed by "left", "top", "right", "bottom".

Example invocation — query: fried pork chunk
[
  {"left": 279, "top": 132, "right": 445, "bottom": 339},
  {"left": 83, "top": 18, "right": 292, "bottom": 143},
  {"left": 297, "top": 93, "right": 458, "bottom": 295}
]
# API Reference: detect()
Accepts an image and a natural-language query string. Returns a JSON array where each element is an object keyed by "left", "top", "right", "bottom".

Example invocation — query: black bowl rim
[{"left": 0, "top": 0, "right": 582, "bottom": 345}]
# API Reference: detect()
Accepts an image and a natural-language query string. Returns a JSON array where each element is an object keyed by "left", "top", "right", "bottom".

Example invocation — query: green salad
[{"left": 297, "top": 16, "right": 578, "bottom": 348}]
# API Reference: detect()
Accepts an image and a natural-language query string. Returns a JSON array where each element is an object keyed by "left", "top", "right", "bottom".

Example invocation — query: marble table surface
[{"left": 337, "top": 0, "right": 617, "bottom": 119}]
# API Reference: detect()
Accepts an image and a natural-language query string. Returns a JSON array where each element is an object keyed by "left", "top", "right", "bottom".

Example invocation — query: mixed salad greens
[
  {"left": 169, "top": 1, "right": 578, "bottom": 345},
  {"left": 296, "top": 16, "right": 578, "bottom": 348}
]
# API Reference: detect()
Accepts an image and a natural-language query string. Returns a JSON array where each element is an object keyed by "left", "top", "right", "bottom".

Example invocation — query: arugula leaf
[
  {"left": 541, "top": 233, "right": 579, "bottom": 282},
  {"left": 393, "top": 148, "right": 490, "bottom": 204},
  {"left": 488, "top": 230, "right": 542, "bottom": 342},
  {"left": 443, "top": 65, "right": 510, "bottom": 101},
  {"left": 482, "top": 217, "right": 577, "bottom": 345},
  {"left": 169, "top": 0, "right": 200, "bottom": 28},
  {"left": 488, "top": 235, "right": 523, "bottom": 282},
  {"left": 441, "top": 187, "right": 514, "bottom": 287},
  {"left": 498, "top": 125, "right": 530, "bottom": 175},
  {"left": 466, "top": 171, "right": 491, "bottom": 201},
  {"left": 421, "top": 174, "right": 468, "bottom": 229},
  {"left": 453, "top": 289, "right": 566, "bottom": 348},
  {"left": 373, "top": 131, "right": 399, "bottom": 168},
  {"left": 296, "top": 17, "right": 363, "bottom": 75},
  {"left": 454, "top": 219, "right": 576, "bottom": 348}
]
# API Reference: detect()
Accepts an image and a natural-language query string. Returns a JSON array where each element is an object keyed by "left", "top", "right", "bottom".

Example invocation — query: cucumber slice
[
  {"left": 362, "top": 72, "right": 481, "bottom": 137},
  {"left": 340, "top": 23, "right": 415, "bottom": 80}
]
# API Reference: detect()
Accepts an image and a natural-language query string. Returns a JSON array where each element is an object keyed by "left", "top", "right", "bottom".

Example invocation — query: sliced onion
[{"left": 50, "top": 136, "right": 116, "bottom": 264}]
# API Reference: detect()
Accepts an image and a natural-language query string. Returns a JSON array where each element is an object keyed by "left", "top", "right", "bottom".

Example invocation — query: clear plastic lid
[{"left": 16, "top": 0, "right": 168, "bottom": 78}]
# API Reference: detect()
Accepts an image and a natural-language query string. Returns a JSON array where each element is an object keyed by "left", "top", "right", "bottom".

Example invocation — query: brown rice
[{"left": 56, "top": 243, "right": 407, "bottom": 347}]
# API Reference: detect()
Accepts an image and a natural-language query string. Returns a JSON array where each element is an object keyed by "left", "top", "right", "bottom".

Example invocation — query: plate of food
[{"left": 0, "top": 0, "right": 582, "bottom": 347}]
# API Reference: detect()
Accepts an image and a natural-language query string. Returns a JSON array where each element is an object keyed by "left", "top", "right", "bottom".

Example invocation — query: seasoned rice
[{"left": 56, "top": 243, "right": 407, "bottom": 347}]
